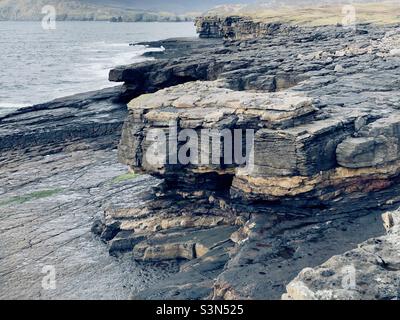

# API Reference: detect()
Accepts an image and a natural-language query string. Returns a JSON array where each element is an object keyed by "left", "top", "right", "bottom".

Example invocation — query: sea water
[{"left": 0, "top": 21, "right": 196, "bottom": 110}]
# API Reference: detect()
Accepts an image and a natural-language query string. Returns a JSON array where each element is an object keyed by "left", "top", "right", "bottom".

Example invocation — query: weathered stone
[
  {"left": 0, "top": 135, "right": 177, "bottom": 299},
  {"left": 195, "top": 16, "right": 295, "bottom": 40},
  {"left": 382, "top": 209, "right": 400, "bottom": 231},
  {"left": 283, "top": 209, "right": 400, "bottom": 300},
  {"left": 0, "top": 87, "right": 126, "bottom": 153},
  {"left": 108, "top": 231, "right": 146, "bottom": 256},
  {"left": 337, "top": 115, "right": 400, "bottom": 168},
  {"left": 132, "top": 226, "right": 237, "bottom": 262},
  {"left": 97, "top": 22, "right": 400, "bottom": 300},
  {"left": 112, "top": 23, "right": 400, "bottom": 217}
]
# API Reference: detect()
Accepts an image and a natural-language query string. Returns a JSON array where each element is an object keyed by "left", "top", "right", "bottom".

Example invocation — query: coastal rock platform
[
  {"left": 99, "top": 21, "right": 400, "bottom": 299},
  {"left": 3, "top": 18, "right": 400, "bottom": 300}
]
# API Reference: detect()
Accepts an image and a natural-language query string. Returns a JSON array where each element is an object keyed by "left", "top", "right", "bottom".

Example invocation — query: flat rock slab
[
  {"left": 133, "top": 225, "right": 237, "bottom": 262},
  {"left": 0, "top": 87, "right": 126, "bottom": 152},
  {"left": 0, "top": 141, "right": 180, "bottom": 299}
]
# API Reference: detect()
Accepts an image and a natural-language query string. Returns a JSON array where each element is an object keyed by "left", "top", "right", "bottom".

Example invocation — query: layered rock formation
[
  {"left": 1, "top": 16, "right": 399, "bottom": 300},
  {"left": 0, "top": 87, "right": 126, "bottom": 153},
  {"left": 97, "top": 20, "right": 400, "bottom": 299},
  {"left": 111, "top": 23, "right": 400, "bottom": 212},
  {"left": 0, "top": 87, "right": 188, "bottom": 299},
  {"left": 195, "top": 16, "right": 295, "bottom": 39}
]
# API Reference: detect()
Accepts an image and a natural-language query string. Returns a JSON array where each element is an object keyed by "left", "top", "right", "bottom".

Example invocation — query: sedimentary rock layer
[
  {"left": 115, "top": 23, "right": 400, "bottom": 210},
  {"left": 0, "top": 87, "right": 126, "bottom": 153},
  {"left": 195, "top": 16, "right": 295, "bottom": 40},
  {"left": 98, "top": 21, "right": 400, "bottom": 299}
]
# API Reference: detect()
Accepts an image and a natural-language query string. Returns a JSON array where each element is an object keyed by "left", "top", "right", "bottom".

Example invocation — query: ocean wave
[
  {"left": 0, "top": 102, "right": 28, "bottom": 109},
  {"left": 0, "top": 21, "right": 195, "bottom": 109}
]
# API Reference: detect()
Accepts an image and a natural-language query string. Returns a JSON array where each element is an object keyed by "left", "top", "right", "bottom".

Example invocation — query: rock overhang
[
  {"left": 93, "top": 22, "right": 400, "bottom": 299},
  {"left": 117, "top": 36, "right": 400, "bottom": 206},
  {"left": 119, "top": 81, "right": 398, "bottom": 208}
]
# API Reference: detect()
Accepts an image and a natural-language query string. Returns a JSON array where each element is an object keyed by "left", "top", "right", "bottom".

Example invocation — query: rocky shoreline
[
  {"left": 0, "top": 87, "right": 184, "bottom": 299},
  {"left": 1, "top": 17, "right": 400, "bottom": 300}
]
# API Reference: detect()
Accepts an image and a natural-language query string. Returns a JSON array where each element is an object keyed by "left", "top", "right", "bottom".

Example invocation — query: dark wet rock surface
[
  {"left": 212, "top": 211, "right": 385, "bottom": 299},
  {"left": 0, "top": 143, "right": 181, "bottom": 299},
  {"left": 0, "top": 91, "right": 180, "bottom": 299},
  {"left": 0, "top": 87, "right": 126, "bottom": 152}
]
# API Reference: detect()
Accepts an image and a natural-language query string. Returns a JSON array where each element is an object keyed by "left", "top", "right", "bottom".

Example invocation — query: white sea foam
[{"left": 0, "top": 103, "right": 27, "bottom": 109}]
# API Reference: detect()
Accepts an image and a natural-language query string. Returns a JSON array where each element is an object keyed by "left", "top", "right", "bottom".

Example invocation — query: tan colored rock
[
  {"left": 120, "top": 214, "right": 234, "bottom": 232},
  {"left": 127, "top": 81, "right": 316, "bottom": 130},
  {"left": 139, "top": 242, "right": 196, "bottom": 261},
  {"left": 233, "top": 159, "right": 400, "bottom": 200},
  {"left": 382, "top": 209, "right": 400, "bottom": 231},
  {"left": 133, "top": 226, "right": 237, "bottom": 262},
  {"left": 105, "top": 203, "right": 235, "bottom": 233}
]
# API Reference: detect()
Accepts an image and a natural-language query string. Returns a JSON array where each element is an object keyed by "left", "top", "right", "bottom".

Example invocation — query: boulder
[
  {"left": 132, "top": 226, "right": 237, "bottom": 262},
  {"left": 283, "top": 210, "right": 400, "bottom": 300}
]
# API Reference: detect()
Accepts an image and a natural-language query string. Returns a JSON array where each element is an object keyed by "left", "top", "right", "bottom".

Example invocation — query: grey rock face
[
  {"left": 0, "top": 87, "right": 127, "bottom": 152},
  {"left": 114, "top": 23, "right": 400, "bottom": 210},
  {"left": 0, "top": 88, "right": 184, "bottom": 299},
  {"left": 283, "top": 210, "right": 400, "bottom": 300},
  {"left": 194, "top": 16, "right": 295, "bottom": 40},
  {"left": 213, "top": 210, "right": 385, "bottom": 300},
  {"left": 99, "top": 21, "right": 400, "bottom": 299},
  {"left": 337, "top": 115, "right": 400, "bottom": 168},
  {"left": 0, "top": 139, "right": 180, "bottom": 299}
]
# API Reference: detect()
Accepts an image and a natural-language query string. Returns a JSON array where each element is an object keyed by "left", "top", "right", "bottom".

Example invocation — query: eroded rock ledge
[
  {"left": 98, "top": 21, "right": 400, "bottom": 299},
  {"left": 195, "top": 16, "right": 295, "bottom": 40}
]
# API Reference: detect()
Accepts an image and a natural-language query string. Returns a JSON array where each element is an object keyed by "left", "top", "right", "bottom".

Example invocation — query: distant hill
[
  {"left": 0, "top": 0, "right": 193, "bottom": 21},
  {"left": 204, "top": 1, "right": 400, "bottom": 26},
  {"left": 80, "top": 0, "right": 394, "bottom": 13},
  {"left": 80, "top": 1, "right": 250, "bottom": 14},
  {"left": 0, "top": 0, "right": 391, "bottom": 22}
]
